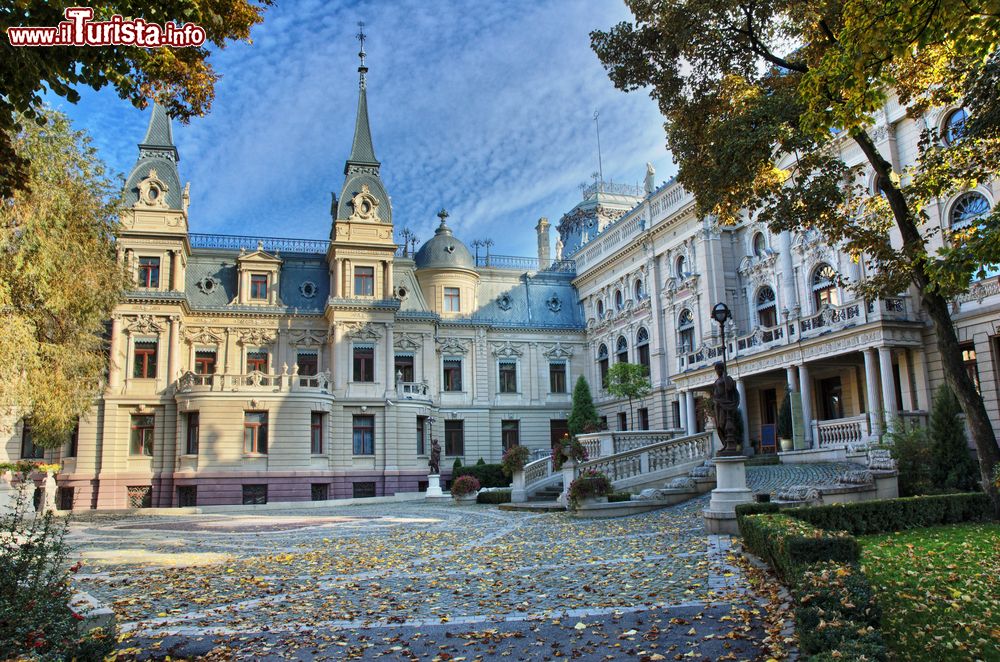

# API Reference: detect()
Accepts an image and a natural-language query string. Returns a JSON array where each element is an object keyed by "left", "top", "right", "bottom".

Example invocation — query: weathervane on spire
[{"left": 357, "top": 21, "right": 368, "bottom": 89}]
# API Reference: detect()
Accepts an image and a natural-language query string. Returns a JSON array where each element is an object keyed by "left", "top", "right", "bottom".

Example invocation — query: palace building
[{"left": 4, "top": 59, "right": 999, "bottom": 510}]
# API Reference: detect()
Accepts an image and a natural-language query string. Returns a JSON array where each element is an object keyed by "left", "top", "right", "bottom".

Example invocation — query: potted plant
[
  {"left": 501, "top": 445, "right": 531, "bottom": 477},
  {"left": 551, "top": 434, "right": 588, "bottom": 471},
  {"left": 450, "top": 475, "right": 480, "bottom": 504},
  {"left": 777, "top": 389, "right": 794, "bottom": 451},
  {"left": 567, "top": 469, "right": 613, "bottom": 508}
]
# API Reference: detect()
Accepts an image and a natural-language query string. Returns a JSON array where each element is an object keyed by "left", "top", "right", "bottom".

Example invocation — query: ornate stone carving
[
  {"left": 394, "top": 333, "right": 422, "bottom": 351},
  {"left": 126, "top": 314, "right": 164, "bottom": 335},
  {"left": 546, "top": 293, "right": 562, "bottom": 313},
  {"left": 289, "top": 329, "right": 328, "bottom": 346},
  {"left": 184, "top": 326, "right": 224, "bottom": 345},
  {"left": 496, "top": 294, "right": 512, "bottom": 311},
  {"left": 298, "top": 280, "right": 318, "bottom": 298},
  {"left": 342, "top": 321, "right": 382, "bottom": 341},
  {"left": 238, "top": 328, "right": 276, "bottom": 346},
  {"left": 542, "top": 342, "right": 574, "bottom": 359},
  {"left": 136, "top": 168, "right": 169, "bottom": 208},
  {"left": 348, "top": 184, "right": 380, "bottom": 222},
  {"left": 492, "top": 341, "right": 524, "bottom": 358},
  {"left": 195, "top": 276, "right": 220, "bottom": 295},
  {"left": 436, "top": 337, "right": 469, "bottom": 355}
]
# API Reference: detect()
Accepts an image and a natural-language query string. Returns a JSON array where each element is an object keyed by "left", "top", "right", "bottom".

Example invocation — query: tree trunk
[
  {"left": 628, "top": 396, "right": 634, "bottom": 432},
  {"left": 853, "top": 131, "right": 1000, "bottom": 514}
]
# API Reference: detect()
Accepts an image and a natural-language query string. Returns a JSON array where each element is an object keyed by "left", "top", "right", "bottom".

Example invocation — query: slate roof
[
  {"left": 413, "top": 216, "right": 475, "bottom": 270},
  {"left": 472, "top": 271, "right": 584, "bottom": 329},
  {"left": 124, "top": 104, "right": 182, "bottom": 209}
]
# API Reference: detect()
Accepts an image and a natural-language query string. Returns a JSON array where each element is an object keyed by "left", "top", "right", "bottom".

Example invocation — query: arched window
[
  {"left": 752, "top": 233, "right": 766, "bottom": 258},
  {"left": 596, "top": 299, "right": 604, "bottom": 318},
  {"left": 950, "top": 192, "right": 990, "bottom": 230},
  {"left": 597, "top": 344, "right": 609, "bottom": 388},
  {"left": 676, "top": 255, "right": 687, "bottom": 278},
  {"left": 944, "top": 108, "right": 967, "bottom": 145},
  {"left": 677, "top": 308, "right": 695, "bottom": 353},
  {"left": 636, "top": 327, "right": 650, "bottom": 372},
  {"left": 614, "top": 289, "right": 624, "bottom": 311},
  {"left": 812, "top": 263, "right": 840, "bottom": 310},
  {"left": 755, "top": 286, "right": 777, "bottom": 328},
  {"left": 616, "top": 336, "right": 628, "bottom": 364},
  {"left": 634, "top": 278, "right": 644, "bottom": 299}
]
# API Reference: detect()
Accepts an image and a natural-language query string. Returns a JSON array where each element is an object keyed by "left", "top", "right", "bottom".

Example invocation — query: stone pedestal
[
  {"left": 557, "top": 459, "right": 577, "bottom": 509},
  {"left": 703, "top": 456, "right": 753, "bottom": 535},
  {"left": 0, "top": 471, "right": 14, "bottom": 515},
  {"left": 425, "top": 474, "right": 447, "bottom": 501},
  {"left": 511, "top": 470, "right": 526, "bottom": 503}
]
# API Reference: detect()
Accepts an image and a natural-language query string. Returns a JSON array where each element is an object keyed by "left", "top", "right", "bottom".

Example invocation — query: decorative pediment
[
  {"left": 394, "top": 332, "right": 422, "bottom": 351},
  {"left": 184, "top": 326, "right": 224, "bottom": 345},
  {"left": 342, "top": 321, "right": 382, "bottom": 341},
  {"left": 289, "top": 329, "right": 328, "bottom": 346},
  {"left": 542, "top": 342, "right": 574, "bottom": 359},
  {"left": 738, "top": 252, "right": 778, "bottom": 287},
  {"left": 135, "top": 169, "right": 169, "bottom": 208},
  {"left": 348, "top": 184, "right": 381, "bottom": 222},
  {"left": 436, "top": 337, "right": 469, "bottom": 355},
  {"left": 237, "top": 328, "right": 276, "bottom": 346},
  {"left": 237, "top": 243, "right": 283, "bottom": 264},
  {"left": 491, "top": 341, "right": 523, "bottom": 358},
  {"left": 125, "top": 314, "right": 164, "bottom": 335}
]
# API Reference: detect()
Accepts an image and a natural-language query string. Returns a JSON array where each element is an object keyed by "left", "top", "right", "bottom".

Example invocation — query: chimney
[{"left": 535, "top": 217, "right": 551, "bottom": 270}]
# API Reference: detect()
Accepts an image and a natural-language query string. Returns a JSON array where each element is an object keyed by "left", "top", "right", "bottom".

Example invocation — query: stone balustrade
[
  {"left": 814, "top": 414, "right": 869, "bottom": 447},
  {"left": 177, "top": 370, "right": 331, "bottom": 394},
  {"left": 396, "top": 381, "right": 430, "bottom": 399}
]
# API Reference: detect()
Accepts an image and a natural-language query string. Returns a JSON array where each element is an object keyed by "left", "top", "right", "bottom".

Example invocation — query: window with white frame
[
  {"left": 678, "top": 309, "right": 695, "bottom": 353},
  {"left": 752, "top": 232, "right": 766, "bottom": 258},
  {"left": 950, "top": 192, "right": 997, "bottom": 278},
  {"left": 943, "top": 107, "right": 967, "bottom": 145},
  {"left": 636, "top": 327, "right": 650, "bottom": 373},
  {"left": 549, "top": 361, "right": 567, "bottom": 393},
  {"left": 443, "top": 357, "right": 463, "bottom": 391},
  {"left": 498, "top": 360, "right": 518, "bottom": 393},
  {"left": 756, "top": 286, "right": 778, "bottom": 327},
  {"left": 598, "top": 343, "right": 609, "bottom": 388},
  {"left": 443, "top": 287, "right": 461, "bottom": 312},
  {"left": 811, "top": 263, "right": 840, "bottom": 310},
  {"left": 615, "top": 335, "right": 628, "bottom": 364}
]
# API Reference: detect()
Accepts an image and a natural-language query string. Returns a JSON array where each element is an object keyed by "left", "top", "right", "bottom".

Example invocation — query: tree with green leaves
[
  {"left": 592, "top": 0, "right": 1000, "bottom": 509},
  {"left": 567, "top": 376, "right": 601, "bottom": 436},
  {"left": 606, "top": 362, "right": 651, "bottom": 430},
  {"left": 928, "top": 385, "right": 979, "bottom": 491},
  {"left": 1, "top": 108, "right": 128, "bottom": 447},
  {"left": 0, "top": 1, "right": 272, "bottom": 198}
]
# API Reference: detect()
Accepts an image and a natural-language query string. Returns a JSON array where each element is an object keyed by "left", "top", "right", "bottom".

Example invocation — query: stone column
[
  {"left": 168, "top": 250, "right": 177, "bottom": 290},
  {"left": 167, "top": 316, "right": 180, "bottom": 385},
  {"left": 385, "top": 323, "right": 395, "bottom": 397},
  {"left": 786, "top": 365, "right": 799, "bottom": 392},
  {"left": 910, "top": 348, "right": 931, "bottom": 411},
  {"left": 736, "top": 378, "right": 752, "bottom": 456},
  {"left": 343, "top": 259, "right": 352, "bottom": 297},
  {"left": 334, "top": 259, "right": 343, "bottom": 298},
  {"left": 685, "top": 390, "right": 697, "bottom": 435},
  {"left": 779, "top": 230, "right": 798, "bottom": 313},
  {"left": 109, "top": 316, "right": 123, "bottom": 390},
  {"left": 879, "top": 346, "right": 898, "bottom": 432},
  {"left": 798, "top": 363, "right": 814, "bottom": 448},
  {"left": 326, "top": 330, "right": 336, "bottom": 377},
  {"left": 864, "top": 348, "right": 883, "bottom": 439},
  {"left": 386, "top": 261, "right": 394, "bottom": 299}
]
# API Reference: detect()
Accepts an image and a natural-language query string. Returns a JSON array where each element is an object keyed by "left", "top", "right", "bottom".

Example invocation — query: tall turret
[{"left": 535, "top": 217, "right": 551, "bottom": 269}]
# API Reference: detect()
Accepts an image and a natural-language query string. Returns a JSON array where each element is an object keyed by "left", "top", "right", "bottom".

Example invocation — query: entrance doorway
[
  {"left": 760, "top": 388, "right": 778, "bottom": 453},
  {"left": 819, "top": 376, "right": 844, "bottom": 420}
]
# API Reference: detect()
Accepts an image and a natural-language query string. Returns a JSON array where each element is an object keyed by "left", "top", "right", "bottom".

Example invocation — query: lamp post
[{"left": 711, "top": 302, "right": 732, "bottom": 371}]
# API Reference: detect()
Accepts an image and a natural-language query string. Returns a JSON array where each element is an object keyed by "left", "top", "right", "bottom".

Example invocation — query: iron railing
[{"left": 190, "top": 233, "right": 330, "bottom": 254}]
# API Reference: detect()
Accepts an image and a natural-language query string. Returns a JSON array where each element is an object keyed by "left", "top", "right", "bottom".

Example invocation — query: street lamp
[{"left": 711, "top": 302, "right": 732, "bottom": 371}]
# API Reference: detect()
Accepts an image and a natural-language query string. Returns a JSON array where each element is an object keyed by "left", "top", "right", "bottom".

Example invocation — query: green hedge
[
  {"left": 740, "top": 514, "right": 859, "bottom": 582},
  {"left": 607, "top": 492, "right": 632, "bottom": 503},
  {"left": 785, "top": 492, "right": 992, "bottom": 536},
  {"left": 477, "top": 489, "right": 512, "bottom": 504},
  {"left": 454, "top": 464, "right": 511, "bottom": 489}
]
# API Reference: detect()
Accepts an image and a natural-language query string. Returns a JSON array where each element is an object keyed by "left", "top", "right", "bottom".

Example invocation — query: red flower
[{"left": 71, "top": 612, "right": 85, "bottom": 621}]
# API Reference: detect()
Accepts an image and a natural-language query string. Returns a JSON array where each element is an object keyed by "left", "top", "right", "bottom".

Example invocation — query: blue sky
[{"left": 52, "top": 0, "right": 675, "bottom": 257}]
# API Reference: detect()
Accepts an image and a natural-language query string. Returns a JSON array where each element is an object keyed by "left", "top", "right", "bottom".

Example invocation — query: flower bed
[
  {"left": 450, "top": 475, "right": 480, "bottom": 498},
  {"left": 551, "top": 435, "right": 588, "bottom": 471},
  {"left": 500, "top": 445, "right": 531, "bottom": 477},
  {"left": 567, "top": 469, "right": 612, "bottom": 508}
]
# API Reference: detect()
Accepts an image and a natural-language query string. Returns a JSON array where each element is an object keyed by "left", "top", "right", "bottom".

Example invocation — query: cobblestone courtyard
[{"left": 67, "top": 463, "right": 860, "bottom": 660}]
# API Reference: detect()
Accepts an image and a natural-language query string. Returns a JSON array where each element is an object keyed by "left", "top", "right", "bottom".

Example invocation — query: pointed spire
[
  {"left": 357, "top": 21, "right": 368, "bottom": 90},
  {"left": 345, "top": 23, "right": 379, "bottom": 172},
  {"left": 140, "top": 103, "right": 179, "bottom": 162},
  {"left": 124, "top": 102, "right": 182, "bottom": 209}
]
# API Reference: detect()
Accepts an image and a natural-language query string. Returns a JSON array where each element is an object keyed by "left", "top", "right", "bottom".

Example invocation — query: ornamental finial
[{"left": 357, "top": 21, "right": 368, "bottom": 89}]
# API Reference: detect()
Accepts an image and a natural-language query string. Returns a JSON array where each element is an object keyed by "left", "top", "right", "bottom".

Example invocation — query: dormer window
[
  {"left": 354, "top": 266, "right": 375, "bottom": 296},
  {"left": 444, "top": 287, "right": 461, "bottom": 312},
  {"left": 250, "top": 274, "right": 268, "bottom": 300},
  {"left": 138, "top": 257, "right": 160, "bottom": 288}
]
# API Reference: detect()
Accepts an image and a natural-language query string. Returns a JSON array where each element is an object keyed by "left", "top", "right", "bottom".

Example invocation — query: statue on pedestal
[
  {"left": 712, "top": 362, "right": 742, "bottom": 456},
  {"left": 428, "top": 438, "right": 441, "bottom": 475}
]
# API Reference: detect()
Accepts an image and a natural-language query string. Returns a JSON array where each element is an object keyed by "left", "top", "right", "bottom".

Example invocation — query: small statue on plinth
[
  {"left": 428, "top": 438, "right": 441, "bottom": 475},
  {"left": 712, "top": 362, "right": 742, "bottom": 456}
]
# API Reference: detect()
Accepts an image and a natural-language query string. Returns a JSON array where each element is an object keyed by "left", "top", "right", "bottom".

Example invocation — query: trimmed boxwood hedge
[
  {"left": 477, "top": 489, "right": 512, "bottom": 504},
  {"left": 739, "top": 514, "right": 859, "bottom": 582},
  {"left": 454, "top": 464, "right": 511, "bottom": 489},
  {"left": 782, "top": 492, "right": 991, "bottom": 535},
  {"left": 607, "top": 492, "right": 632, "bottom": 503}
]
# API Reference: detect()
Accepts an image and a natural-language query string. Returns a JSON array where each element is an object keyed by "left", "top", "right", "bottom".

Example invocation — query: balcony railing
[
  {"left": 189, "top": 233, "right": 330, "bottom": 254},
  {"left": 176, "top": 370, "right": 331, "bottom": 393},
  {"left": 396, "top": 381, "right": 431, "bottom": 400},
  {"left": 814, "top": 414, "right": 869, "bottom": 447},
  {"left": 474, "top": 254, "right": 576, "bottom": 274}
]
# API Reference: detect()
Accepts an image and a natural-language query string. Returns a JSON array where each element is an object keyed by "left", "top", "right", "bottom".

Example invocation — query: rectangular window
[
  {"left": 617, "top": 412, "right": 628, "bottom": 431},
  {"left": 130, "top": 414, "right": 154, "bottom": 456},
  {"left": 68, "top": 423, "right": 78, "bottom": 458},
  {"left": 177, "top": 486, "right": 197, "bottom": 507},
  {"left": 599, "top": 358, "right": 609, "bottom": 388},
  {"left": 353, "top": 345, "right": 375, "bottom": 382},
  {"left": 185, "top": 412, "right": 199, "bottom": 455},
  {"left": 353, "top": 414, "right": 375, "bottom": 455},
  {"left": 501, "top": 419, "right": 520, "bottom": 451},
  {"left": 247, "top": 350, "right": 268, "bottom": 373},
  {"left": 311, "top": 412, "right": 324, "bottom": 454},
  {"left": 243, "top": 411, "right": 268, "bottom": 454},
  {"left": 353, "top": 481, "right": 376, "bottom": 498},
  {"left": 395, "top": 354, "right": 414, "bottom": 382},
  {"left": 354, "top": 266, "right": 375, "bottom": 296},
  {"left": 679, "top": 328, "right": 694, "bottom": 354},
  {"left": 499, "top": 361, "right": 518, "bottom": 393},
  {"left": 250, "top": 274, "right": 268, "bottom": 300},
  {"left": 58, "top": 487, "right": 75, "bottom": 511},
  {"left": 444, "top": 419, "right": 464, "bottom": 456},
  {"left": 549, "top": 361, "right": 567, "bottom": 393},
  {"left": 20, "top": 423, "right": 44, "bottom": 460},
  {"left": 443, "top": 358, "right": 462, "bottom": 391},
  {"left": 672, "top": 401, "right": 682, "bottom": 429},
  {"left": 138, "top": 256, "right": 160, "bottom": 288},
  {"left": 133, "top": 339, "right": 158, "bottom": 378},
  {"left": 242, "top": 484, "right": 267, "bottom": 505},
  {"left": 961, "top": 344, "right": 981, "bottom": 395},
  {"left": 311, "top": 483, "right": 329, "bottom": 501},
  {"left": 638, "top": 407, "right": 650, "bottom": 431},
  {"left": 637, "top": 344, "right": 650, "bottom": 372},
  {"left": 297, "top": 352, "right": 318, "bottom": 376},
  {"left": 194, "top": 349, "right": 216, "bottom": 374},
  {"left": 600, "top": 415, "right": 608, "bottom": 431},
  {"left": 443, "top": 287, "right": 461, "bottom": 312},
  {"left": 416, "top": 415, "right": 427, "bottom": 456}
]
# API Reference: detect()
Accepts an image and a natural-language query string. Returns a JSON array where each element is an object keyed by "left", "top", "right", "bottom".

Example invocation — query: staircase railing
[{"left": 577, "top": 431, "right": 713, "bottom": 490}]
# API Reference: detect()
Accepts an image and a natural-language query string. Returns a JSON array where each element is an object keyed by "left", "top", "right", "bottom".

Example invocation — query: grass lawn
[{"left": 859, "top": 523, "right": 1000, "bottom": 662}]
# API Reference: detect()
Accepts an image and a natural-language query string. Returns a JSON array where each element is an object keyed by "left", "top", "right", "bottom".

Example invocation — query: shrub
[
  {"left": 476, "top": 489, "right": 512, "bottom": 504},
  {"left": 567, "top": 469, "right": 612, "bottom": 507},
  {"left": 739, "top": 514, "right": 859, "bottom": 582},
  {"left": 452, "top": 458, "right": 463, "bottom": 473},
  {"left": 884, "top": 425, "right": 934, "bottom": 496},
  {"left": 607, "top": 491, "right": 632, "bottom": 503},
  {"left": 450, "top": 475, "right": 480, "bottom": 497},
  {"left": 475, "top": 457, "right": 486, "bottom": 466},
  {"left": 454, "top": 463, "right": 510, "bottom": 488},
  {"left": 794, "top": 561, "right": 881, "bottom": 629},
  {"left": 567, "top": 376, "right": 600, "bottom": 435},
  {"left": 552, "top": 435, "right": 588, "bottom": 471},
  {"left": 776, "top": 389, "right": 793, "bottom": 440},
  {"left": 0, "top": 474, "right": 117, "bottom": 660},
  {"left": 928, "top": 385, "right": 979, "bottom": 491},
  {"left": 500, "top": 445, "right": 531, "bottom": 477},
  {"left": 786, "top": 492, "right": 992, "bottom": 536}
]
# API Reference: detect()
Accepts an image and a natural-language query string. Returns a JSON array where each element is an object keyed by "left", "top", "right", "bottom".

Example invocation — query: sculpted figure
[
  {"left": 429, "top": 438, "right": 442, "bottom": 475},
  {"left": 712, "top": 362, "right": 742, "bottom": 456},
  {"left": 555, "top": 236, "right": 564, "bottom": 261}
]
